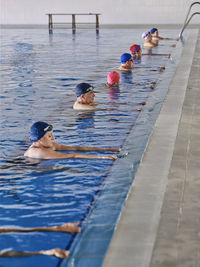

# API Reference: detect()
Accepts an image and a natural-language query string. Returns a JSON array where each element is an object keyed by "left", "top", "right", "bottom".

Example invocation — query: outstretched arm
[
  {"left": 142, "top": 53, "right": 171, "bottom": 58},
  {"left": 0, "top": 222, "right": 81, "bottom": 234},
  {"left": 53, "top": 142, "right": 120, "bottom": 152},
  {"left": 0, "top": 248, "right": 69, "bottom": 259},
  {"left": 33, "top": 148, "right": 117, "bottom": 160}
]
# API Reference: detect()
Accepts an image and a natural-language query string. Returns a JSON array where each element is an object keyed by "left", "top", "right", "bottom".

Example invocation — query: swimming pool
[{"left": 0, "top": 27, "right": 183, "bottom": 267}]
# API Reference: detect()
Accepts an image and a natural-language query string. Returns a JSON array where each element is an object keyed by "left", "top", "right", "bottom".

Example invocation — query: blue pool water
[{"left": 0, "top": 28, "right": 183, "bottom": 267}]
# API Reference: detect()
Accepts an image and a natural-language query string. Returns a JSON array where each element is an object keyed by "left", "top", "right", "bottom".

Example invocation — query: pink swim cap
[{"left": 107, "top": 71, "right": 120, "bottom": 85}]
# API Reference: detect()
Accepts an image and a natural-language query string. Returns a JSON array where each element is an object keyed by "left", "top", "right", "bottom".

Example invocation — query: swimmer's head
[
  {"left": 120, "top": 53, "right": 132, "bottom": 64},
  {"left": 142, "top": 31, "right": 151, "bottom": 40},
  {"left": 107, "top": 71, "right": 120, "bottom": 85},
  {"left": 30, "top": 121, "right": 53, "bottom": 142},
  {"left": 130, "top": 44, "right": 141, "bottom": 55},
  {"left": 75, "top": 83, "right": 94, "bottom": 97},
  {"left": 150, "top": 28, "right": 158, "bottom": 35}
]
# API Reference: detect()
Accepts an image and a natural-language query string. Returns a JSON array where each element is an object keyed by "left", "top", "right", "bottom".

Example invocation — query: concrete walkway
[{"left": 103, "top": 28, "right": 200, "bottom": 267}]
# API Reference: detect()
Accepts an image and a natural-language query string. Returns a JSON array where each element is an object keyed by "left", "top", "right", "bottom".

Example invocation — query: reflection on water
[{"left": 107, "top": 86, "right": 120, "bottom": 100}]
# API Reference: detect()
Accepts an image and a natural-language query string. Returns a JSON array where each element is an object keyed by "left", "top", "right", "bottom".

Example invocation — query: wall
[{"left": 1, "top": 0, "right": 199, "bottom": 25}]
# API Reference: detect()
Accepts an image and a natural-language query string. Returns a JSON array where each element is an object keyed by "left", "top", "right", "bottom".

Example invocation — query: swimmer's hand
[
  {"left": 171, "top": 44, "right": 176, "bottom": 47},
  {"left": 176, "top": 37, "right": 180, "bottom": 41},
  {"left": 53, "top": 222, "right": 81, "bottom": 233},
  {"left": 132, "top": 108, "right": 142, "bottom": 112},
  {"left": 102, "top": 155, "right": 118, "bottom": 160},
  {"left": 158, "top": 66, "right": 165, "bottom": 72},
  {"left": 138, "top": 101, "right": 146, "bottom": 105},
  {"left": 107, "top": 147, "right": 121, "bottom": 152},
  {"left": 151, "top": 81, "right": 157, "bottom": 85},
  {"left": 41, "top": 248, "right": 69, "bottom": 258}
]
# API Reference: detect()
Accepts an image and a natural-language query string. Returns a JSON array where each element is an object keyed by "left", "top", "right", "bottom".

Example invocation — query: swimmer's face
[
  {"left": 132, "top": 48, "right": 142, "bottom": 58},
  {"left": 126, "top": 59, "right": 133, "bottom": 68},
  {"left": 39, "top": 130, "right": 54, "bottom": 148},
  {"left": 137, "top": 48, "right": 142, "bottom": 56},
  {"left": 84, "top": 90, "right": 95, "bottom": 104},
  {"left": 147, "top": 34, "right": 152, "bottom": 41},
  {"left": 152, "top": 30, "right": 158, "bottom": 36}
]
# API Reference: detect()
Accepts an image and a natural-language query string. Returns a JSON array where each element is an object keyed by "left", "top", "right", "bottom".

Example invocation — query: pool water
[{"left": 0, "top": 28, "right": 183, "bottom": 267}]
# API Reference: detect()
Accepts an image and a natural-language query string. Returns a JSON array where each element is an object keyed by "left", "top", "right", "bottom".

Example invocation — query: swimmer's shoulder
[
  {"left": 118, "top": 66, "right": 132, "bottom": 72},
  {"left": 143, "top": 42, "right": 156, "bottom": 49},
  {"left": 24, "top": 146, "right": 44, "bottom": 159},
  {"left": 73, "top": 102, "right": 96, "bottom": 110}
]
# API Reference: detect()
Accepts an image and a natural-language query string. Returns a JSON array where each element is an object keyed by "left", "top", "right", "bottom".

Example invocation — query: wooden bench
[{"left": 46, "top": 13, "right": 101, "bottom": 30}]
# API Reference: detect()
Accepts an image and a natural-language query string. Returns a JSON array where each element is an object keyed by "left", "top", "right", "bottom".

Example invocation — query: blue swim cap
[
  {"left": 150, "top": 28, "right": 158, "bottom": 34},
  {"left": 120, "top": 53, "right": 132, "bottom": 64},
  {"left": 75, "top": 83, "right": 94, "bottom": 97},
  {"left": 30, "top": 121, "right": 53, "bottom": 142}
]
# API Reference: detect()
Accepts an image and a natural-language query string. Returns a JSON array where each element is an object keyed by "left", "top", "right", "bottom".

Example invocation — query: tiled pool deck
[{"left": 103, "top": 28, "right": 200, "bottom": 267}]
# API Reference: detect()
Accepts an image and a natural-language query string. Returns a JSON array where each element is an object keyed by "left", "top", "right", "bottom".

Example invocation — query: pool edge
[{"left": 102, "top": 29, "right": 199, "bottom": 267}]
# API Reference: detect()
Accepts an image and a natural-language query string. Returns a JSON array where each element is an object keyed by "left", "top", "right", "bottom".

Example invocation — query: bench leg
[
  {"left": 48, "top": 14, "right": 53, "bottom": 29},
  {"left": 72, "top": 14, "right": 76, "bottom": 30},
  {"left": 96, "top": 15, "right": 99, "bottom": 29}
]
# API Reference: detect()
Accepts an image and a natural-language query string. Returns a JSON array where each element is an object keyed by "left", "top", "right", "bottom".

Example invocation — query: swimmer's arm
[
  {"left": 103, "top": 101, "right": 146, "bottom": 106},
  {"left": 73, "top": 104, "right": 96, "bottom": 110},
  {"left": 161, "top": 37, "right": 179, "bottom": 41},
  {"left": 35, "top": 149, "right": 117, "bottom": 160},
  {"left": 142, "top": 53, "right": 171, "bottom": 58},
  {"left": 132, "top": 66, "right": 141, "bottom": 68},
  {"left": 118, "top": 67, "right": 132, "bottom": 72},
  {"left": 53, "top": 142, "right": 120, "bottom": 152}
]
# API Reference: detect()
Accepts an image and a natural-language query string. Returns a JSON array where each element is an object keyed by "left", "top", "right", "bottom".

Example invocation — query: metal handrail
[{"left": 179, "top": 2, "right": 200, "bottom": 38}]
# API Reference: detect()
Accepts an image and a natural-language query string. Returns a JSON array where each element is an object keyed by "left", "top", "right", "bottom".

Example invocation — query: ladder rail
[{"left": 179, "top": 2, "right": 200, "bottom": 38}]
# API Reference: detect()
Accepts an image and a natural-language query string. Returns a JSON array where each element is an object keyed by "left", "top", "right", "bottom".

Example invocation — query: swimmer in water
[
  {"left": 73, "top": 82, "right": 145, "bottom": 111},
  {"left": 130, "top": 44, "right": 171, "bottom": 58},
  {"left": 150, "top": 27, "right": 179, "bottom": 41},
  {"left": 129, "top": 44, "right": 143, "bottom": 59},
  {"left": 142, "top": 31, "right": 158, "bottom": 49},
  {"left": 73, "top": 83, "right": 98, "bottom": 110},
  {"left": 106, "top": 71, "right": 120, "bottom": 88},
  {"left": 118, "top": 53, "right": 134, "bottom": 71},
  {"left": 24, "top": 121, "right": 120, "bottom": 160},
  {"left": 118, "top": 52, "right": 165, "bottom": 72}
]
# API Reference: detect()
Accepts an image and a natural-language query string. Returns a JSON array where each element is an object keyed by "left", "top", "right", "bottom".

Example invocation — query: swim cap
[
  {"left": 107, "top": 71, "right": 120, "bottom": 85},
  {"left": 75, "top": 83, "right": 94, "bottom": 97},
  {"left": 130, "top": 44, "right": 141, "bottom": 54},
  {"left": 150, "top": 28, "right": 158, "bottom": 34},
  {"left": 142, "top": 31, "right": 150, "bottom": 40},
  {"left": 30, "top": 121, "right": 53, "bottom": 142},
  {"left": 120, "top": 53, "right": 132, "bottom": 64}
]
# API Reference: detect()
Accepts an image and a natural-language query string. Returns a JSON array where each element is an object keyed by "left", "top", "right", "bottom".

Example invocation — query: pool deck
[{"left": 103, "top": 27, "right": 200, "bottom": 267}]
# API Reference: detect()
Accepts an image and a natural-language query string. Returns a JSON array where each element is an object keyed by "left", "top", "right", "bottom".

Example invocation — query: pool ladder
[{"left": 179, "top": 1, "right": 200, "bottom": 39}]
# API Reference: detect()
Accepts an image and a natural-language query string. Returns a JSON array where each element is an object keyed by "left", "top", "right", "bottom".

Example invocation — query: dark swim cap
[
  {"left": 30, "top": 121, "right": 53, "bottom": 142},
  {"left": 75, "top": 83, "right": 94, "bottom": 97}
]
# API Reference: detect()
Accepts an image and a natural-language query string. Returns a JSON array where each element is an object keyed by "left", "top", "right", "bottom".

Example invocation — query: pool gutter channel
[{"left": 60, "top": 29, "right": 199, "bottom": 267}]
